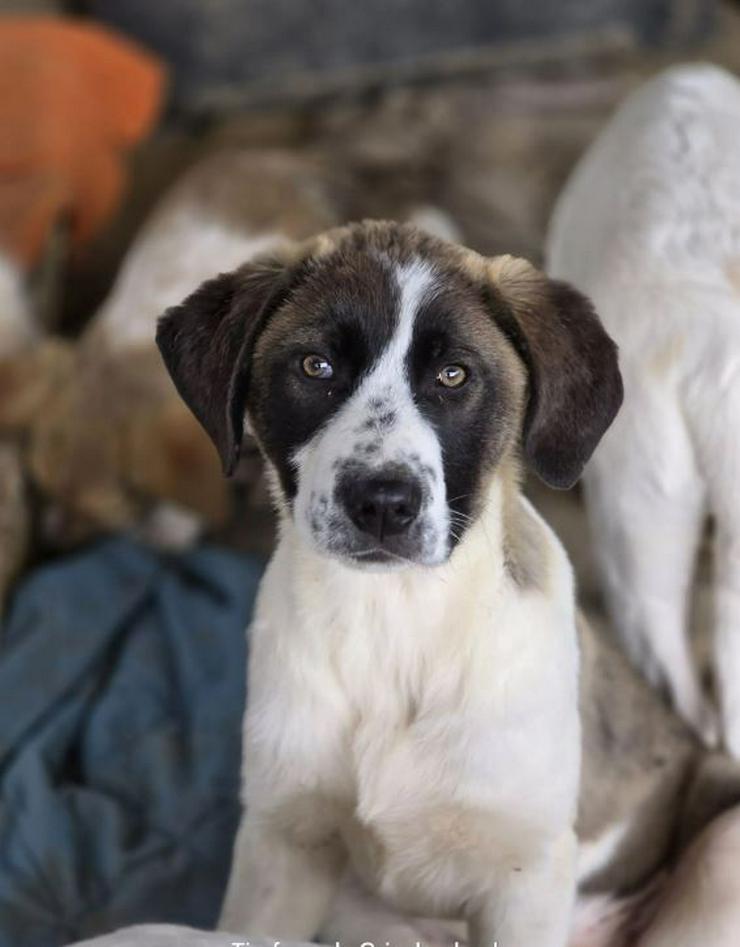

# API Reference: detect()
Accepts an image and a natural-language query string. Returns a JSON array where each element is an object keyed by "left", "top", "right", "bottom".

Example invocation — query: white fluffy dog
[{"left": 547, "top": 64, "right": 740, "bottom": 754}]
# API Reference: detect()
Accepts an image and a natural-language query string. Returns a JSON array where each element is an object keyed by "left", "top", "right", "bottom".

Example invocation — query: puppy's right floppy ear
[
  {"left": 483, "top": 255, "right": 622, "bottom": 489},
  {"left": 156, "top": 258, "right": 294, "bottom": 475}
]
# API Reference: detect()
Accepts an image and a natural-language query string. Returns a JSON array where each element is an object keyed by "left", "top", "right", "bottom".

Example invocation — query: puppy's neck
[{"left": 277, "top": 474, "right": 511, "bottom": 611}]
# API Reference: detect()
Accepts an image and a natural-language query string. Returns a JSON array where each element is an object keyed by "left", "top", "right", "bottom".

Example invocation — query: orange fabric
[{"left": 0, "top": 16, "right": 166, "bottom": 267}]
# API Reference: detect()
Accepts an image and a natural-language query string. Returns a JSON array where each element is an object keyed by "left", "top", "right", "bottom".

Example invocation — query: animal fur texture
[{"left": 547, "top": 64, "right": 740, "bottom": 755}]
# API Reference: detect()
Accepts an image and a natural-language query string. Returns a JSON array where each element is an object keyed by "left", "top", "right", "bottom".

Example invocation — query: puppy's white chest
[
  {"left": 247, "top": 540, "right": 579, "bottom": 847},
  {"left": 323, "top": 592, "right": 575, "bottom": 914}
]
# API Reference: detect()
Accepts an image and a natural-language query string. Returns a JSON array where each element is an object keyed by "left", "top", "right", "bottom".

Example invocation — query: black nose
[{"left": 342, "top": 476, "right": 422, "bottom": 540}]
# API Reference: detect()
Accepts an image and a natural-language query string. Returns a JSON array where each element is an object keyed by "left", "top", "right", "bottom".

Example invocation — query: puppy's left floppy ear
[
  {"left": 485, "top": 255, "right": 622, "bottom": 489},
  {"left": 156, "top": 256, "right": 297, "bottom": 476}
]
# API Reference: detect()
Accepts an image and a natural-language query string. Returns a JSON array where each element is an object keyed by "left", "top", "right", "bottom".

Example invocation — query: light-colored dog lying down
[
  {"left": 148, "top": 220, "right": 740, "bottom": 947},
  {"left": 0, "top": 149, "right": 340, "bottom": 555},
  {"left": 547, "top": 63, "right": 740, "bottom": 755}
]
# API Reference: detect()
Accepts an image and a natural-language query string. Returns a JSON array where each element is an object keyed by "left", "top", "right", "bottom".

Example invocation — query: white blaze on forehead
[
  {"left": 390, "top": 258, "right": 437, "bottom": 362},
  {"left": 350, "top": 257, "right": 437, "bottom": 402}
]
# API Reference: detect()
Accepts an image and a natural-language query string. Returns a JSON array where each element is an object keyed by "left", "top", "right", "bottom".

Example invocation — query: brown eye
[
  {"left": 436, "top": 365, "right": 467, "bottom": 388},
  {"left": 302, "top": 354, "right": 334, "bottom": 379}
]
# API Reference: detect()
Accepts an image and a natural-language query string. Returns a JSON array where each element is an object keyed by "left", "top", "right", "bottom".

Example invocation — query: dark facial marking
[
  {"left": 357, "top": 409, "right": 397, "bottom": 435},
  {"left": 407, "top": 273, "right": 520, "bottom": 549},
  {"left": 354, "top": 439, "right": 382, "bottom": 457},
  {"left": 250, "top": 251, "right": 401, "bottom": 498},
  {"left": 486, "top": 276, "right": 623, "bottom": 489}
]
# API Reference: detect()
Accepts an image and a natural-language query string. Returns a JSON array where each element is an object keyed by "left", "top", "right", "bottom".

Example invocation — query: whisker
[{"left": 447, "top": 493, "right": 473, "bottom": 505}]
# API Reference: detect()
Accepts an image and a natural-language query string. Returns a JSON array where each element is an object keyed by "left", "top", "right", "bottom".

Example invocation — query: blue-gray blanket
[{"left": 0, "top": 539, "right": 263, "bottom": 947}]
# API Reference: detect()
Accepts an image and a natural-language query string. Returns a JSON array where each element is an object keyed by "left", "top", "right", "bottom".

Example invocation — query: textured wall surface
[{"left": 91, "top": 0, "right": 716, "bottom": 107}]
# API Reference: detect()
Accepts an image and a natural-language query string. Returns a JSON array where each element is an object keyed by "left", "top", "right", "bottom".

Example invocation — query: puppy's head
[{"left": 157, "top": 221, "right": 622, "bottom": 568}]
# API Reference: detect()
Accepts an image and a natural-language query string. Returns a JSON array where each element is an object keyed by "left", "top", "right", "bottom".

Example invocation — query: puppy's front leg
[
  {"left": 219, "top": 814, "right": 345, "bottom": 939},
  {"left": 468, "top": 830, "right": 577, "bottom": 947}
]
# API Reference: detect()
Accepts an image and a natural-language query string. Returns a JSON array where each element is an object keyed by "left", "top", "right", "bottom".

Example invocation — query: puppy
[
  {"left": 157, "top": 220, "right": 622, "bottom": 947},
  {"left": 546, "top": 64, "right": 740, "bottom": 752},
  {"left": 159, "top": 220, "right": 740, "bottom": 947}
]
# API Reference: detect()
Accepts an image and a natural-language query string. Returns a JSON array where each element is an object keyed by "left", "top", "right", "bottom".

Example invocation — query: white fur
[
  {"left": 0, "top": 253, "right": 35, "bottom": 355},
  {"left": 222, "top": 492, "right": 580, "bottom": 946},
  {"left": 222, "top": 249, "right": 582, "bottom": 947},
  {"left": 96, "top": 208, "right": 282, "bottom": 353},
  {"left": 63, "top": 803, "right": 740, "bottom": 945},
  {"left": 546, "top": 64, "right": 740, "bottom": 752},
  {"left": 136, "top": 502, "right": 204, "bottom": 550}
]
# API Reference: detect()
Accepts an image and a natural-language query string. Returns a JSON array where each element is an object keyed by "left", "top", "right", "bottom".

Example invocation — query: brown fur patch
[
  {"left": 10, "top": 341, "right": 231, "bottom": 540},
  {"left": 0, "top": 340, "right": 74, "bottom": 431},
  {"left": 577, "top": 614, "right": 700, "bottom": 893},
  {"left": 126, "top": 397, "right": 229, "bottom": 524}
]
